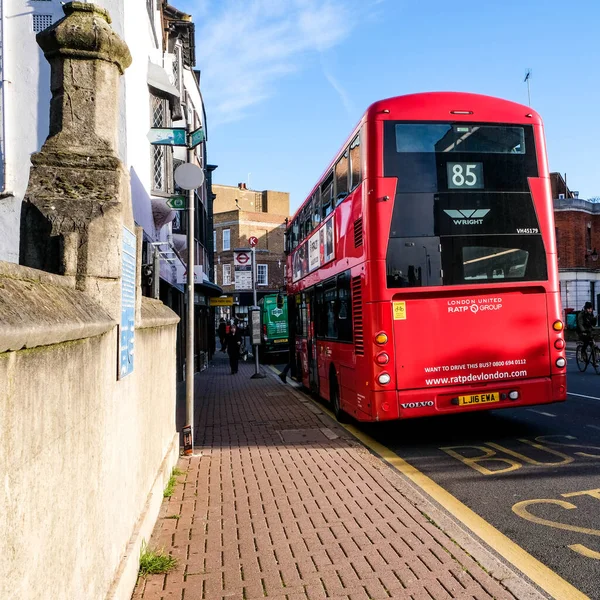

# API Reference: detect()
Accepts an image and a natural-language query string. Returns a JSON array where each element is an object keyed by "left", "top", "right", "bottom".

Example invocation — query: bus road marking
[
  {"left": 587, "top": 425, "right": 600, "bottom": 431},
  {"left": 340, "top": 424, "right": 587, "bottom": 600},
  {"left": 568, "top": 392, "right": 600, "bottom": 401},
  {"left": 527, "top": 410, "right": 556, "bottom": 417},
  {"left": 266, "top": 365, "right": 588, "bottom": 599}
]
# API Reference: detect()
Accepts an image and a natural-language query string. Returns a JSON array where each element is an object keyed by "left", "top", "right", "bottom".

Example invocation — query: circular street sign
[
  {"left": 236, "top": 252, "right": 250, "bottom": 265},
  {"left": 174, "top": 163, "right": 205, "bottom": 190},
  {"left": 249, "top": 236, "right": 258, "bottom": 247}
]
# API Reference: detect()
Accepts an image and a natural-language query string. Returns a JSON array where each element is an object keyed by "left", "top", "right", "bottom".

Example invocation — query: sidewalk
[{"left": 132, "top": 353, "right": 543, "bottom": 600}]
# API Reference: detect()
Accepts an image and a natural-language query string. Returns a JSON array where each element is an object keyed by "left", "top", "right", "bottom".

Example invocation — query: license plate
[
  {"left": 457, "top": 392, "right": 500, "bottom": 406},
  {"left": 274, "top": 338, "right": 288, "bottom": 343}
]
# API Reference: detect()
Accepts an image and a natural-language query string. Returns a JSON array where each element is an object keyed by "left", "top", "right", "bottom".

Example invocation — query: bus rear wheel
[{"left": 331, "top": 374, "right": 349, "bottom": 423}]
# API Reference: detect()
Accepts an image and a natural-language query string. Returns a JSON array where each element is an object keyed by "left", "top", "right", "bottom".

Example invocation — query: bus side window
[
  {"left": 349, "top": 134, "right": 361, "bottom": 191},
  {"left": 324, "top": 284, "right": 338, "bottom": 339},
  {"left": 292, "top": 219, "right": 299, "bottom": 249},
  {"left": 315, "top": 286, "right": 325, "bottom": 337},
  {"left": 335, "top": 150, "right": 349, "bottom": 205},
  {"left": 321, "top": 172, "right": 334, "bottom": 219},
  {"left": 312, "top": 192, "right": 321, "bottom": 229},
  {"left": 337, "top": 271, "right": 352, "bottom": 341}
]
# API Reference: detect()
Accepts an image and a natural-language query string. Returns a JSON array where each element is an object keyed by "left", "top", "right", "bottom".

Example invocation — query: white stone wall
[{"left": 0, "top": 303, "right": 179, "bottom": 600}]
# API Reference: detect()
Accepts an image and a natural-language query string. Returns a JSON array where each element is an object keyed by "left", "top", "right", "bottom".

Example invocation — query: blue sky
[{"left": 178, "top": 0, "right": 600, "bottom": 213}]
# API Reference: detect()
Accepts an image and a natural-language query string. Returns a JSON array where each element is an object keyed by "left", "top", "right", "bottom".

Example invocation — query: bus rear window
[
  {"left": 394, "top": 124, "right": 526, "bottom": 154},
  {"left": 463, "top": 246, "right": 529, "bottom": 281}
]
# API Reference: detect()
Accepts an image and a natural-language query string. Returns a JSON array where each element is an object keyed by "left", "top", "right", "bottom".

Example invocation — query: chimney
[{"left": 238, "top": 183, "right": 247, "bottom": 190}]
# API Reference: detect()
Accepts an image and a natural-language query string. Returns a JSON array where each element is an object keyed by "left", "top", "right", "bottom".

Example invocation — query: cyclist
[{"left": 576, "top": 301, "right": 597, "bottom": 359}]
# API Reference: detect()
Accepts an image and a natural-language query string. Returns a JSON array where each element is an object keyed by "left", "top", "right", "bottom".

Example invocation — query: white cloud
[{"left": 188, "top": 0, "right": 364, "bottom": 126}]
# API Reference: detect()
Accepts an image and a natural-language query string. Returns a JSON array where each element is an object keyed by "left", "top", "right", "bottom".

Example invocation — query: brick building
[
  {"left": 213, "top": 184, "right": 289, "bottom": 321},
  {"left": 552, "top": 173, "right": 600, "bottom": 311}
]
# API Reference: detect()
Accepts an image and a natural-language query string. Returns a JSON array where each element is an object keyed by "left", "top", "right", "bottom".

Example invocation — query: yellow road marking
[
  {"left": 569, "top": 544, "right": 600, "bottom": 560},
  {"left": 266, "top": 362, "right": 589, "bottom": 600},
  {"left": 343, "top": 423, "right": 590, "bottom": 599}
]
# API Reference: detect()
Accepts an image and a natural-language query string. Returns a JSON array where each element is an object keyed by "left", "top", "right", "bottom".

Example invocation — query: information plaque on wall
[{"left": 119, "top": 226, "right": 136, "bottom": 379}]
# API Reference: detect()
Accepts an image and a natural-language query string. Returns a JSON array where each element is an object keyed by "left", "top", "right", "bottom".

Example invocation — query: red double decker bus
[{"left": 284, "top": 92, "right": 566, "bottom": 423}]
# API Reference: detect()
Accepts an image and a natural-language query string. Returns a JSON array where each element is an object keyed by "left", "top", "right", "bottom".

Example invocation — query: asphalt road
[{"left": 278, "top": 354, "right": 600, "bottom": 598}]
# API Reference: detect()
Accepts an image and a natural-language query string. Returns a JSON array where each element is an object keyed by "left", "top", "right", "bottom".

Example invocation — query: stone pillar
[{"left": 19, "top": 2, "right": 132, "bottom": 319}]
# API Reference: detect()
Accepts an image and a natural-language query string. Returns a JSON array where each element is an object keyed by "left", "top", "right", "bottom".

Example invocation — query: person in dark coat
[
  {"left": 223, "top": 323, "right": 243, "bottom": 374},
  {"left": 217, "top": 319, "right": 227, "bottom": 351}
]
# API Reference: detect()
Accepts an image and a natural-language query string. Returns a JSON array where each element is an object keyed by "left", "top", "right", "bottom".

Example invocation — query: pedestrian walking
[
  {"left": 223, "top": 323, "right": 243, "bottom": 374},
  {"left": 217, "top": 319, "right": 227, "bottom": 352}
]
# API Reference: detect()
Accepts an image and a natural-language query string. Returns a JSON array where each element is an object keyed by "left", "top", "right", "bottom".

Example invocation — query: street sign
[
  {"left": 209, "top": 296, "right": 234, "bottom": 307},
  {"left": 147, "top": 127, "right": 187, "bottom": 146},
  {"left": 166, "top": 195, "right": 186, "bottom": 210},
  {"left": 188, "top": 127, "right": 205, "bottom": 149},
  {"left": 249, "top": 236, "right": 258, "bottom": 247},
  {"left": 234, "top": 251, "right": 251, "bottom": 267}
]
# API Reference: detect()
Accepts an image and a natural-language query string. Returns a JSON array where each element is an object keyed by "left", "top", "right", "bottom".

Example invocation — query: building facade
[
  {"left": 0, "top": 0, "right": 219, "bottom": 375},
  {"left": 552, "top": 173, "right": 600, "bottom": 311},
  {"left": 213, "top": 184, "right": 289, "bottom": 322}
]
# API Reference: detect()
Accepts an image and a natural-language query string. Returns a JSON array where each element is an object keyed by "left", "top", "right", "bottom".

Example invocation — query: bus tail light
[
  {"left": 375, "top": 332, "right": 388, "bottom": 345},
  {"left": 552, "top": 320, "right": 563, "bottom": 331},
  {"left": 556, "top": 357, "right": 566, "bottom": 368},
  {"left": 378, "top": 373, "right": 391, "bottom": 385},
  {"left": 554, "top": 339, "right": 565, "bottom": 350},
  {"left": 375, "top": 352, "right": 390, "bottom": 365}
]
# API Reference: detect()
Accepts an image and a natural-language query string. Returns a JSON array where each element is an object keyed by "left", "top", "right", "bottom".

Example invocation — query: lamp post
[{"left": 174, "top": 159, "right": 204, "bottom": 455}]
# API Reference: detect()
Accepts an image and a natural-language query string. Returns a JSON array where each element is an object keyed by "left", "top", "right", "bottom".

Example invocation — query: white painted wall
[
  {"left": 0, "top": 0, "right": 62, "bottom": 263},
  {"left": 0, "top": 0, "right": 209, "bottom": 286}
]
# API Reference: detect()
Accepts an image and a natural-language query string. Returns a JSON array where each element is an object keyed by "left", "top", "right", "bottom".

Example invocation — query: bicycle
[{"left": 575, "top": 337, "right": 600, "bottom": 374}]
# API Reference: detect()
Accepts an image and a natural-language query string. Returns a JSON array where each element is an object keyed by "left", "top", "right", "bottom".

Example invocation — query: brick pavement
[{"left": 132, "top": 353, "right": 528, "bottom": 600}]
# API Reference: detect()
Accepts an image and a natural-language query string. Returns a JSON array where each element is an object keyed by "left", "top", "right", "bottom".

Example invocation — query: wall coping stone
[
  {"left": 139, "top": 297, "right": 180, "bottom": 330},
  {"left": 0, "top": 261, "right": 75, "bottom": 288}
]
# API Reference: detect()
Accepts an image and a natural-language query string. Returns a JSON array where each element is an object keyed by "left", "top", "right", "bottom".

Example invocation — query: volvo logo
[
  {"left": 443, "top": 209, "right": 490, "bottom": 225},
  {"left": 401, "top": 401, "right": 434, "bottom": 409}
]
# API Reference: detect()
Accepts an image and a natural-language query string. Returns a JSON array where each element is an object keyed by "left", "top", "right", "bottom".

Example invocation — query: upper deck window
[{"left": 394, "top": 124, "right": 526, "bottom": 155}]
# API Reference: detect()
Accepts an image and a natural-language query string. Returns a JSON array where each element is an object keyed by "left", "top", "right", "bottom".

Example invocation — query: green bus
[{"left": 258, "top": 294, "right": 289, "bottom": 360}]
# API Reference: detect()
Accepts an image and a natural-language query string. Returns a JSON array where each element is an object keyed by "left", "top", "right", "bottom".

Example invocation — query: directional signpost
[
  {"left": 166, "top": 195, "right": 186, "bottom": 210},
  {"left": 147, "top": 127, "right": 187, "bottom": 146},
  {"left": 188, "top": 127, "right": 205, "bottom": 149},
  {"left": 147, "top": 127, "right": 205, "bottom": 149}
]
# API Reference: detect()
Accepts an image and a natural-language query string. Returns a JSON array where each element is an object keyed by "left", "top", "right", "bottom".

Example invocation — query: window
[
  {"left": 335, "top": 150, "right": 349, "bottom": 205},
  {"left": 291, "top": 219, "right": 300, "bottom": 249},
  {"left": 32, "top": 14, "right": 53, "bottom": 33},
  {"left": 311, "top": 193, "right": 321, "bottom": 229},
  {"left": 257, "top": 264, "right": 268, "bottom": 286},
  {"left": 349, "top": 134, "right": 361, "bottom": 190},
  {"left": 213, "top": 230, "right": 217, "bottom": 251},
  {"left": 223, "top": 228, "right": 230, "bottom": 251},
  {"left": 393, "top": 124, "right": 526, "bottom": 154},
  {"left": 321, "top": 172, "right": 334, "bottom": 219},
  {"left": 223, "top": 264, "right": 231, "bottom": 285},
  {"left": 314, "top": 271, "right": 352, "bottom": 341},
  {"left": 150, "top": 95, "right": 172, "bottom": 194},
  {"left": 587, "top": 224, "right": 592, "bottom": 251}
]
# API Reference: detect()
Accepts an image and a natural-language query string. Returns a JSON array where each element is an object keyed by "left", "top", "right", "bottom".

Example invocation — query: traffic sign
[
  {"left": 147, "top": 127, "right": 187, "bottom": 146},
  {"left": 249, "top": 236, "right": 258, "bottom": 247},
  {"left": 188, "top": 127, "right": 205, "bottom": 149},
  {"left": 234, "top": 251, "right": 251, "bottom": 266},
  {"left": 166, "top": 195, "right": 186, "bottom": 210}
]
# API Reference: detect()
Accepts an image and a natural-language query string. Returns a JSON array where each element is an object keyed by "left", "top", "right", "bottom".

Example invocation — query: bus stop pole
[
  {"left": 185, "top": 124, "right": 195, "bottom": 453},
  {"left": 251, "top": 245, "right": 265, "bottom": 379}
]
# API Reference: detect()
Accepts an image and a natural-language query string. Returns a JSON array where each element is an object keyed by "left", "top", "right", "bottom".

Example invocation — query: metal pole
[
  {"left": 185, "top": 123, "right": 195, "bottom": 452},
  {"left": 251, "top": 245, "right": 265, "bottom": 378}
]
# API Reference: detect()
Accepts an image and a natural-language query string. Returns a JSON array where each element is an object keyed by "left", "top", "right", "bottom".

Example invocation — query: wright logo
[{"left": 443, "top": 209, "right": 490, "bottom": 225}]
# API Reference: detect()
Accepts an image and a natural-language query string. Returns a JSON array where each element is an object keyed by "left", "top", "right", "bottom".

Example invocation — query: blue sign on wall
[{"left": 119, "top": 227, "right": 136, "bottom": 379}]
